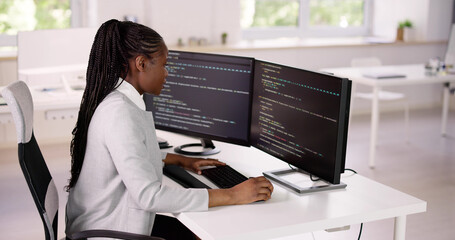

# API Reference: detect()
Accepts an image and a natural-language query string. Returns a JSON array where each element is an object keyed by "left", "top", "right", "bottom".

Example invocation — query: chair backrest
[
  {"left": 1, "top": 81, "right": 59, "bottom": 240},
  {"left": 350, "top": 57, "right": 382, "bottom": 67}
]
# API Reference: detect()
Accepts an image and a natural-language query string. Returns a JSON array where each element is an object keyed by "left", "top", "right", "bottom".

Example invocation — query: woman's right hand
[
  {"left": 230, "top": 176, "right": 274, "bottom": 204},
  {"left": 208, "top": 176, "right": 274, "bottom": 207}
]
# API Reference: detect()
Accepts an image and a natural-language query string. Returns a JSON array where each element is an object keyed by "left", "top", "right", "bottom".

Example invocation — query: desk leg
[
  {"left": 441, "top": 83, "right": 450, "bottom": 136},
  {"left": 369, "top": 86, "right": 380, "bottom": 168},
  {"left": 394, "top": 216, "right": 407, "bottom": 240}
]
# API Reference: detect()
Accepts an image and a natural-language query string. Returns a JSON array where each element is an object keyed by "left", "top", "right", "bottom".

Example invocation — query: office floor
[{"left": 0, "top": 107, "right": 454, "bottom": 240}]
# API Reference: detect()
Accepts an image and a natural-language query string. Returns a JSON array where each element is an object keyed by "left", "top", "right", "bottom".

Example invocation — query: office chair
[
  {"left": 1, "top": 81, "right": 164, "bottom": 240},
  {"left": 351, "top": 57, "right": 409, "bottom": 140}
]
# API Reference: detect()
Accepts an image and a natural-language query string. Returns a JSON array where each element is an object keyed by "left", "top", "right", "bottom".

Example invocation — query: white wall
[
  {"left": 97, "top": 0, "right": 146, "bottom": 26},
  {"left": 373, "top": 0, "right": 453, "bottom": 41},
  {"left": 17, "top": 28, "right": 96, "bottom": 70},
  {"left": 93, "top": 0, "right": 241, "bottom": 46},
  {"left": 426, "top": 0, "right": 455, "bottom": 41}
]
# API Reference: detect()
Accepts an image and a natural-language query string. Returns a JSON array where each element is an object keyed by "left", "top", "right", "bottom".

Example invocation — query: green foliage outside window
[
  {"left": 241, "top": 0, "right": 365, "bottom": 29},
  {"left": 310, "top": 0, "right": 364, "bottom": 27},
  {"left": 241, "top": 0, "right": 299, "bottom": 28},
  {"left": 0, "top": 0, "right": 70, "bottom": 35}
]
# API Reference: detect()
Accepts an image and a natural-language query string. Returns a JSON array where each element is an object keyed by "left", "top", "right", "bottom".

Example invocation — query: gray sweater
[{"left": 66, "top": 90, "right": 208, "bottom": 237}]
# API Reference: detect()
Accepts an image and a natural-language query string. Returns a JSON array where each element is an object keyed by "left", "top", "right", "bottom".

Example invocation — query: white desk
[
  {"left": 321, "top": 64, "right": 455, "bottom": 168},
  {"left": 158, "top": 130, "right": 426, "bottom": 240}
]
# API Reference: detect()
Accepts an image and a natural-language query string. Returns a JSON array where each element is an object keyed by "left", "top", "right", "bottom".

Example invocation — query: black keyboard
[{"left": 201, "top": 165, "right": 248, "bottom": 189}]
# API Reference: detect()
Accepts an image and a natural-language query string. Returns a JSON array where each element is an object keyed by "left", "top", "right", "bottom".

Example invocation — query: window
[
  {"left": 0, "top": 0, "right": 71, "bottom": 47},
  {"left": 241, "top": 0, "right": 371, "bottom": 39},
  {"left": 241, "top": 0, "right": 300, "bottom": 29}
]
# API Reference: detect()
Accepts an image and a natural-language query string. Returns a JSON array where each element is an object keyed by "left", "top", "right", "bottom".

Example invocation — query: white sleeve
[
  {"left": 161, "top": 152, "right": 167, "bottom": 168},
  {"left": 105, "top": 105, "right": 208, "bottom": 213}
]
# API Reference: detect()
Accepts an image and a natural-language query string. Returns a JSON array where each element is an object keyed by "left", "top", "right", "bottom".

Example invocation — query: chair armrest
[{"left": 67, "top": 229, "right": 164, "bottom": 240}]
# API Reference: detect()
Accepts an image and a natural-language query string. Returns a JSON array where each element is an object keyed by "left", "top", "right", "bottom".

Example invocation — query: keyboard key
[{"left": 201, "top": 165, "right": 248, "bottom": 189}]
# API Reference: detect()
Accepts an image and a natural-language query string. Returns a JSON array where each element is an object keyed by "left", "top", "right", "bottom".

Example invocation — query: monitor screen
[
  {"left": 144, "top": 50, "right": 254, "bottom": 150},
  {"left": 250, "top": 60, "right": 351, "bottom": 184}
]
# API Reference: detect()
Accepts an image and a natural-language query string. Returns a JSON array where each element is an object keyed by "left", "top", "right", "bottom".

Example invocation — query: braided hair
[{"left": 67, "top": 19, "right": 165, "bottom": 191}]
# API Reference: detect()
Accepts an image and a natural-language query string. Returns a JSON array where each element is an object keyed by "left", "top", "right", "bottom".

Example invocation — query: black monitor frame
[
  {"left": 144, "top": 51, "right": 351, "bottom": 188},
  {"left": 144, "top": 50, "right": 255, "bottom": 154},
  {"left": 250, "top": 60, "right": 351, "bottom": 185}
]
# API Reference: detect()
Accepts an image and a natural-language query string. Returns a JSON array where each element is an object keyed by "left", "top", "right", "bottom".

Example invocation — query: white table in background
[
  {"left": 1, "top": 64, "right": 86, "bottom": 122},
  {"left": 0, "top": 85, "right": 83, "bottom": 123},
  {"left": 321, "top": 64, "right": 455, "bottom": 168},
  {"left": 159, "top": 130, "right": 427, "bottom": 240}
]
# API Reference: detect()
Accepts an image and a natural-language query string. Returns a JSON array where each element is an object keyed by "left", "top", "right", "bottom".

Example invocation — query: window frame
[
  {"left": 0, "top": 0, "right": 80, "bottom": 47},
  {"left": 242, "top": 0, "right": 373, "bottom": 40}
]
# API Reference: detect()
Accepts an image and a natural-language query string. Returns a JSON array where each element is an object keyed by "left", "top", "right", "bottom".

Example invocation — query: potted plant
[
  {"left": 396, "top": 19, "right": 413, "bottom": 41},
  {"left": 221, "top": 32, "right": 228, "bottom": 45}
]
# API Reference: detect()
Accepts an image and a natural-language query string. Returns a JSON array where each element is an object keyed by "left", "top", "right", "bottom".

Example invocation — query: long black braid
[{"left": 67, "top": 19, "right": 164, "bottom": 191}]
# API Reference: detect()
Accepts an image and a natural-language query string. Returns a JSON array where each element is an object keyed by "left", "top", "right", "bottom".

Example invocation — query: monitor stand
[
  {"left": 174, "top": 138, "right": 221, "bottom": 156},
  {"left": 263, "top": 168, "right": 347, "bottom": 194}
]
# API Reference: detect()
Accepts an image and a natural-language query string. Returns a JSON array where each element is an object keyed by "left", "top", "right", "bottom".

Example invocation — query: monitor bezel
[
  {"left": 144, "top": 50, "right": 255, "bottom": 147},
  {"left": 251, "top": 59, "right": 351, "bottom": 184}
]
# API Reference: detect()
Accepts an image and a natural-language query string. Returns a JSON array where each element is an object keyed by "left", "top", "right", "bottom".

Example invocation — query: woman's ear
[{"left": 135, "top": 55, "right": 147, "bottom": 72}]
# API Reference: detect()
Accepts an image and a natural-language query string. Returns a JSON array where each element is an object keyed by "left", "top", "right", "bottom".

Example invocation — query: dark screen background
[
  {"left": 250, "top": 60, "right": 344, "bottom": 183},
  {"left": 144, "top": 51, "right": 254, "bottom": 145}
]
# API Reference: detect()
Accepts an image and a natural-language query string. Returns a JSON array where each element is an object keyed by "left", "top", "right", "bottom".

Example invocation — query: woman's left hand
[
  {"left": 180, "top": 156, "right": 226, "bottom": 174},
  {"left": 164, "top": 153, "right": 226, "bottom": 174}
]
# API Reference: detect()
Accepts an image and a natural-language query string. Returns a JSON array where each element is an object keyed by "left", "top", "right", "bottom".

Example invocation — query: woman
[{"left": 65, "top": 19, "right": 273, "bottom": 239}]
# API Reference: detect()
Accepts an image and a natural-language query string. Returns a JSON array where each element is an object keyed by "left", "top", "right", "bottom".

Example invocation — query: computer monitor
[
  {"left": 144, "top": 50, "right": 254, "bottom": 155},
  {"left": 250, "top": 60, "right": 351, "bottom": 189}
]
